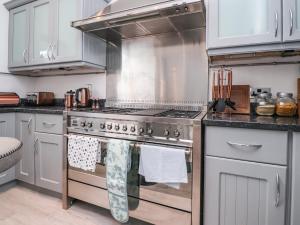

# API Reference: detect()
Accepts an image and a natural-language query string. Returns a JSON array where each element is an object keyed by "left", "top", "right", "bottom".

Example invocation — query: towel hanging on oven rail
[
  {"left": 106, "top": 139, "right": 133, "bottom": 223},
  {"left": 67, "top": 135, "right": 100, "bottom": 172}
]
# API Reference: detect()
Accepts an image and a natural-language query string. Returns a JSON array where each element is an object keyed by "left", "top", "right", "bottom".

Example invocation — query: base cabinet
[
  {"left": 204, "top": 156, "right": 287, "bottom": 225},
  {"left": 35, "top": 133, "right": 63, "bottom": 193},
  {"left": 0, "top": 114, "right": 16, "bottom": 185}
]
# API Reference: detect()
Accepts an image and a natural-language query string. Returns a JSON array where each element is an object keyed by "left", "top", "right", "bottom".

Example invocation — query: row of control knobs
[{"left": 80, "top": 121, "right": 180, "bottom": 137}]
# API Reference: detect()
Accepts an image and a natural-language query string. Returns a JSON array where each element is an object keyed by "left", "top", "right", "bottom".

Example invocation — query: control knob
[
  {"left": 139, "top": 128, "right": 145, "bottom": 134},
  {"left": 130, "top": 126, "right": 136, "bottom": 132},
  {"left": 122, "top": 125, "right": 128, "bottom": 131},
  {"left": 87, "top": 122, "right": 93, "bottom": 128},
  {"left": 164, "top": 129, "right": 170, "bottom": 137},
  {"left": 115, "top": 124, "right": 120, "bottom": 131},
  {"left": 100, "top": 123, "right": 105, "bottom": 129},
  {"left": 174, "top": 129, "right": 180, "bottom": 138},
  {"left": 147, "top": 128, "right": 153, "bottom": 135},
  {"left": 107, "top": 123, "right": 112, "bottom": 130},
  {"left": 80, "top": 121, "right": 86, "bottom": 127}
]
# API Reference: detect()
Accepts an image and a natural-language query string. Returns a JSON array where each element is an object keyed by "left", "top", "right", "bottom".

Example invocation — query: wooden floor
[{"left": 0, "top": 182, "right": 150, "bottom": 225}]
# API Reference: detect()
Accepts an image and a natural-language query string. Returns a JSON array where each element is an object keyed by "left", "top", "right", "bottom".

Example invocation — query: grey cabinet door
[
  {"left": 35, "top": 133, "right": 63, "bottom": 193},
  {"left": 283, "top": 0, "right": 300, "bottom": 42},
  {"left": 204, "top": 156, "right": 287, "bottom": 225},
  {"left": 207, "top": 0, "right": 282, "bottom": 49},
  {"left": 8, "top": 5, "right": 30, "bottom": 67},
  {"left": 15, "top": 113, "right": 35, "bottom": 185},
  {"left": 0, "top": 114, "right": 15, "bottom": 185},
  {"left": 291, "top": 132, "right": 300, "bottom": 225},
  {"left": 51, "top": 0, "right": 83, "bottom": 63},
  {"left": 29, "top": 0, "right": 54, "bottom": 65}
]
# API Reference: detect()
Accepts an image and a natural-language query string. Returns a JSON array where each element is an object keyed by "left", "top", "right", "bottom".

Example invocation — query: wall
[{"left": 209, "top": 64, "right": 300, "bottom": 100}]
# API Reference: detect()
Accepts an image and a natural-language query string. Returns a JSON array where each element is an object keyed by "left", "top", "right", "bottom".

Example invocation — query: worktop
[
  {"left": 203, "top": 113, "right": 300, "bottom": 132},
  {"left": 0, "top": 106, "right": 65, "bottom": 115}
]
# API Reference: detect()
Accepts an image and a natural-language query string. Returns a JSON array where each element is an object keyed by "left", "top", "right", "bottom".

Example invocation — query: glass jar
[
  {"left": 276, "top": 92, "right": 297, "bottom": 117},
  {"left": 255, "top": 93, "right": 275, "bottom": 116}
]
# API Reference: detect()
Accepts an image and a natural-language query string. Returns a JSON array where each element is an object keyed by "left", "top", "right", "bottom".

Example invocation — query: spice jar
[
  {"left": 276, "top": 92, "right": 297, "bottom": 117},
  {"left": 255, "top": 93, "right": 275, "bottom": 116}
]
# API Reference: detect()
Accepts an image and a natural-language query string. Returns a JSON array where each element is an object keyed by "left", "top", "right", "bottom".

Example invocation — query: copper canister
[{"left": 65, "top": 90, "right": 75, "bottom": 108}]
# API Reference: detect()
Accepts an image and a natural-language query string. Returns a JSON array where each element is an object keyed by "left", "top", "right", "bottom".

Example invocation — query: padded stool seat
[{"left": 0, "top": 137, "right": 22, "bottom": 173}]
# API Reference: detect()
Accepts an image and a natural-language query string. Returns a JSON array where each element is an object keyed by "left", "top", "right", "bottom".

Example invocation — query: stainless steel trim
[
  {"left": 64, "top": 134, "right": 192, "bottom": 155},
  {"left": 275, "top": 11, "right": 279, "bottom": 37},
  {"left": 51, "top": 44, "right": 56, "bottom": 60},
  {"left": 275, "top": 173, "right": 280, "bottom": 207},
  {"left": 226, "top": 141, "right": 262, "bottom": 151},
  {"left": 290, "top": 9, "right": 294, "bottom": 36}
]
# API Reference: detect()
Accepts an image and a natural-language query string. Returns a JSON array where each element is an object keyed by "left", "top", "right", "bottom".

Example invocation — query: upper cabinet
[
  {"left": 207, "top": 0, "right": 300, "bottom": 56},
  {"left": 5, "top": 0, "right": 107, "bottom": 75},
  {"left": 207, "top": 0, "right": 282, "bottom": 49}
]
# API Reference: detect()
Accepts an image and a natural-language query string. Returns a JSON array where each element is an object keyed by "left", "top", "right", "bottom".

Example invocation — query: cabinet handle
[
  {"left": 289, "top": 9, "right": 294, "bottom": 36},
  {"left": 42, "top": 122, "right": 56, "bottom": 127},
  {"left": 47, "top": 44, "right": 52, "bottom": 61},
  {"left": 23, "top": 49, "right": 27, "bottom": 64},
  {"left": 275, "top": 11, "right": 279, "bottom": 37},
  {"left": 226, "top": 141, "right": 262, "bottom": 151},
  {"left": 34, "top": 138, "right": 39, "bottom": 154},
  {"left": 51, "top": 44, "right": 56, "bottom": 60},
  {"left": 275, "top": 173, "right": 280, "bottom": 207},
  {"left": 27, "top": 118, "right": 32, "bottom": 131}
]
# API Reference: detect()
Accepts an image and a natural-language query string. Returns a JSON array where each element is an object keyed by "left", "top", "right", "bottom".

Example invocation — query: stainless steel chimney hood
[{"left": 71, "top": 0, "right": 205, "bottom": 40}]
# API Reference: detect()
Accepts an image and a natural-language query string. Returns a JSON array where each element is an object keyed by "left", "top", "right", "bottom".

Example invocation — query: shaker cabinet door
[
  {"left": 35, "top": 133, "right": 63, "bottom": 193},
  {"left": 29, "top": 0, "right": 54, "bottom": 65},
  {"left": 15, "top": 114, "right": 35, "bottom": 185},
  {"left": 51, "top": 0, "right": 83, "bottom": 63},
  {"left": 283, "top": 0, "right": 300, "bottom": 42},
  {"left": 8, "top": 5, "right": 30, "bottom": 67},
  {"left": 207, "top": 0, "right": 282, "bottom": 49},
  {"left": 204, "top": 156, "right": 287, "bottom": 225}
]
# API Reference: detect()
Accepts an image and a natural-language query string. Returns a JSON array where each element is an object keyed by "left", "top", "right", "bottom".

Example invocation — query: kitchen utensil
[
  {"left": 216, "top": 70, "right": 226, "bottom": 112},
  {"left": 225, "top": 85, "right": 250, "bottom": 114},
  {"left": 0, "top": 93, "right": 20, "bottom": 106},
  {"left": 65, "top": 90, "right": 75, "bottom": 108},
  {"left": 209, "top": 72, "right": 218, "bottom": 111},
  {"left": 225, "top": 70, "right": 236, "bottom": 110},
  {"left": 75, "top": 88, "right": 90, "bottom": 108},
  {"left": 26, "top": 92, "right": 54, "bottom": 106}
]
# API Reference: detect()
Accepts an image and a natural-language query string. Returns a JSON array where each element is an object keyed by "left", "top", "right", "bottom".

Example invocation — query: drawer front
[
  {"left": 205, "top": 127, "right": 288, "bottom": 165},
  {"left": 36, "top": 114, "right": 63, "bottom": 134}
]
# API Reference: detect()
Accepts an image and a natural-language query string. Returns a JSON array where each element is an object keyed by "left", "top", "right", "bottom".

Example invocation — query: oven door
[{"left": 67, "top": 135, "right": 192, "bottom": 212}]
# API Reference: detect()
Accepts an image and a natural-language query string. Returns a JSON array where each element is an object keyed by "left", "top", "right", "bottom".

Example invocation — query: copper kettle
[{"left": 75, "top": 88, "right": 90, "bottom": 107}]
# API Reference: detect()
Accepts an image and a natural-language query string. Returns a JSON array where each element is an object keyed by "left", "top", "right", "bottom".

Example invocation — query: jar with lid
[
  {"left": 276, "top": 92, "right": 297, "bottom": 117},
  {"left": 255, "top": 93, "right": 276, "bottom": 116}
]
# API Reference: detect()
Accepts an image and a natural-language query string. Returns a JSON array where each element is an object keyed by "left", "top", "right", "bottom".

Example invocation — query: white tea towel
[
  {"left": 139, "top": 145, "right": 188, "bottom": 185},
  {"left": 68, "top": 135, "right": 99, "bottom": 172}
]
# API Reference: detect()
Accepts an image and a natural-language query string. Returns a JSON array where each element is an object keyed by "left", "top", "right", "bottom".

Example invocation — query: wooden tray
[{"left": 213, "top": 85, "right": 250, "bottom": 114}]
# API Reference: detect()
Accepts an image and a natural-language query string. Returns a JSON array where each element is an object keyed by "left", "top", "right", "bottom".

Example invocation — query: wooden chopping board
[{"left": 213, "top": 85, "right": 250, "bottom": 114}]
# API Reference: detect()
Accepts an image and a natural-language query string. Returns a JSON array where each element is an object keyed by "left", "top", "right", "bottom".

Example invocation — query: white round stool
[{"left": 0, "top": 137, "right": 22, "bottom": 173}]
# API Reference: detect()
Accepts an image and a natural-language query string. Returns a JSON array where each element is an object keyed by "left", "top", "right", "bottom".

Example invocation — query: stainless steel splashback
[{"left": 106, "top": 28, "right": 208, "bottom": 109}]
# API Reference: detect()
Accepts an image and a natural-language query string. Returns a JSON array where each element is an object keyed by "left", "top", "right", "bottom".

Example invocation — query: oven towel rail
[
  {"left": 106, "top": 139, "right": 131, "bottom": 223},
  {"left": 67, "top": 135, "right": 99, "bottom": 172},
  {"left": 139, "top": 144, "right": 188, "bottom": 189}
]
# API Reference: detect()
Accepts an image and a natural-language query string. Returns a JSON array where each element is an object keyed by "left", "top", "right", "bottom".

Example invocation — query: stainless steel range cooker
[{"left": 63, "top": 108, "right": 206, "bottom": 225}]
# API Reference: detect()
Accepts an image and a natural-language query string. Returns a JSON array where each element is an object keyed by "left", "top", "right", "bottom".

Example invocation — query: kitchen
[{"left": 0, "top": 0, "right": 299, "bottom": 225}]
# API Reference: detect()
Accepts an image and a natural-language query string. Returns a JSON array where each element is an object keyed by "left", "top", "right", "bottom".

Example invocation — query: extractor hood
[{"left": 71, "top": 0, "right": 205, "bottom": 40}]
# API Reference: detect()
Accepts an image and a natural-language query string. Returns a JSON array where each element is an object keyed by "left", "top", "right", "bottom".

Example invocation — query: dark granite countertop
[
  {"left": 203, "top": 113, "right": 300, "bottom": 132},
  {"left": 0, "top": 106, "right": 65, "bottom": 115}
]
